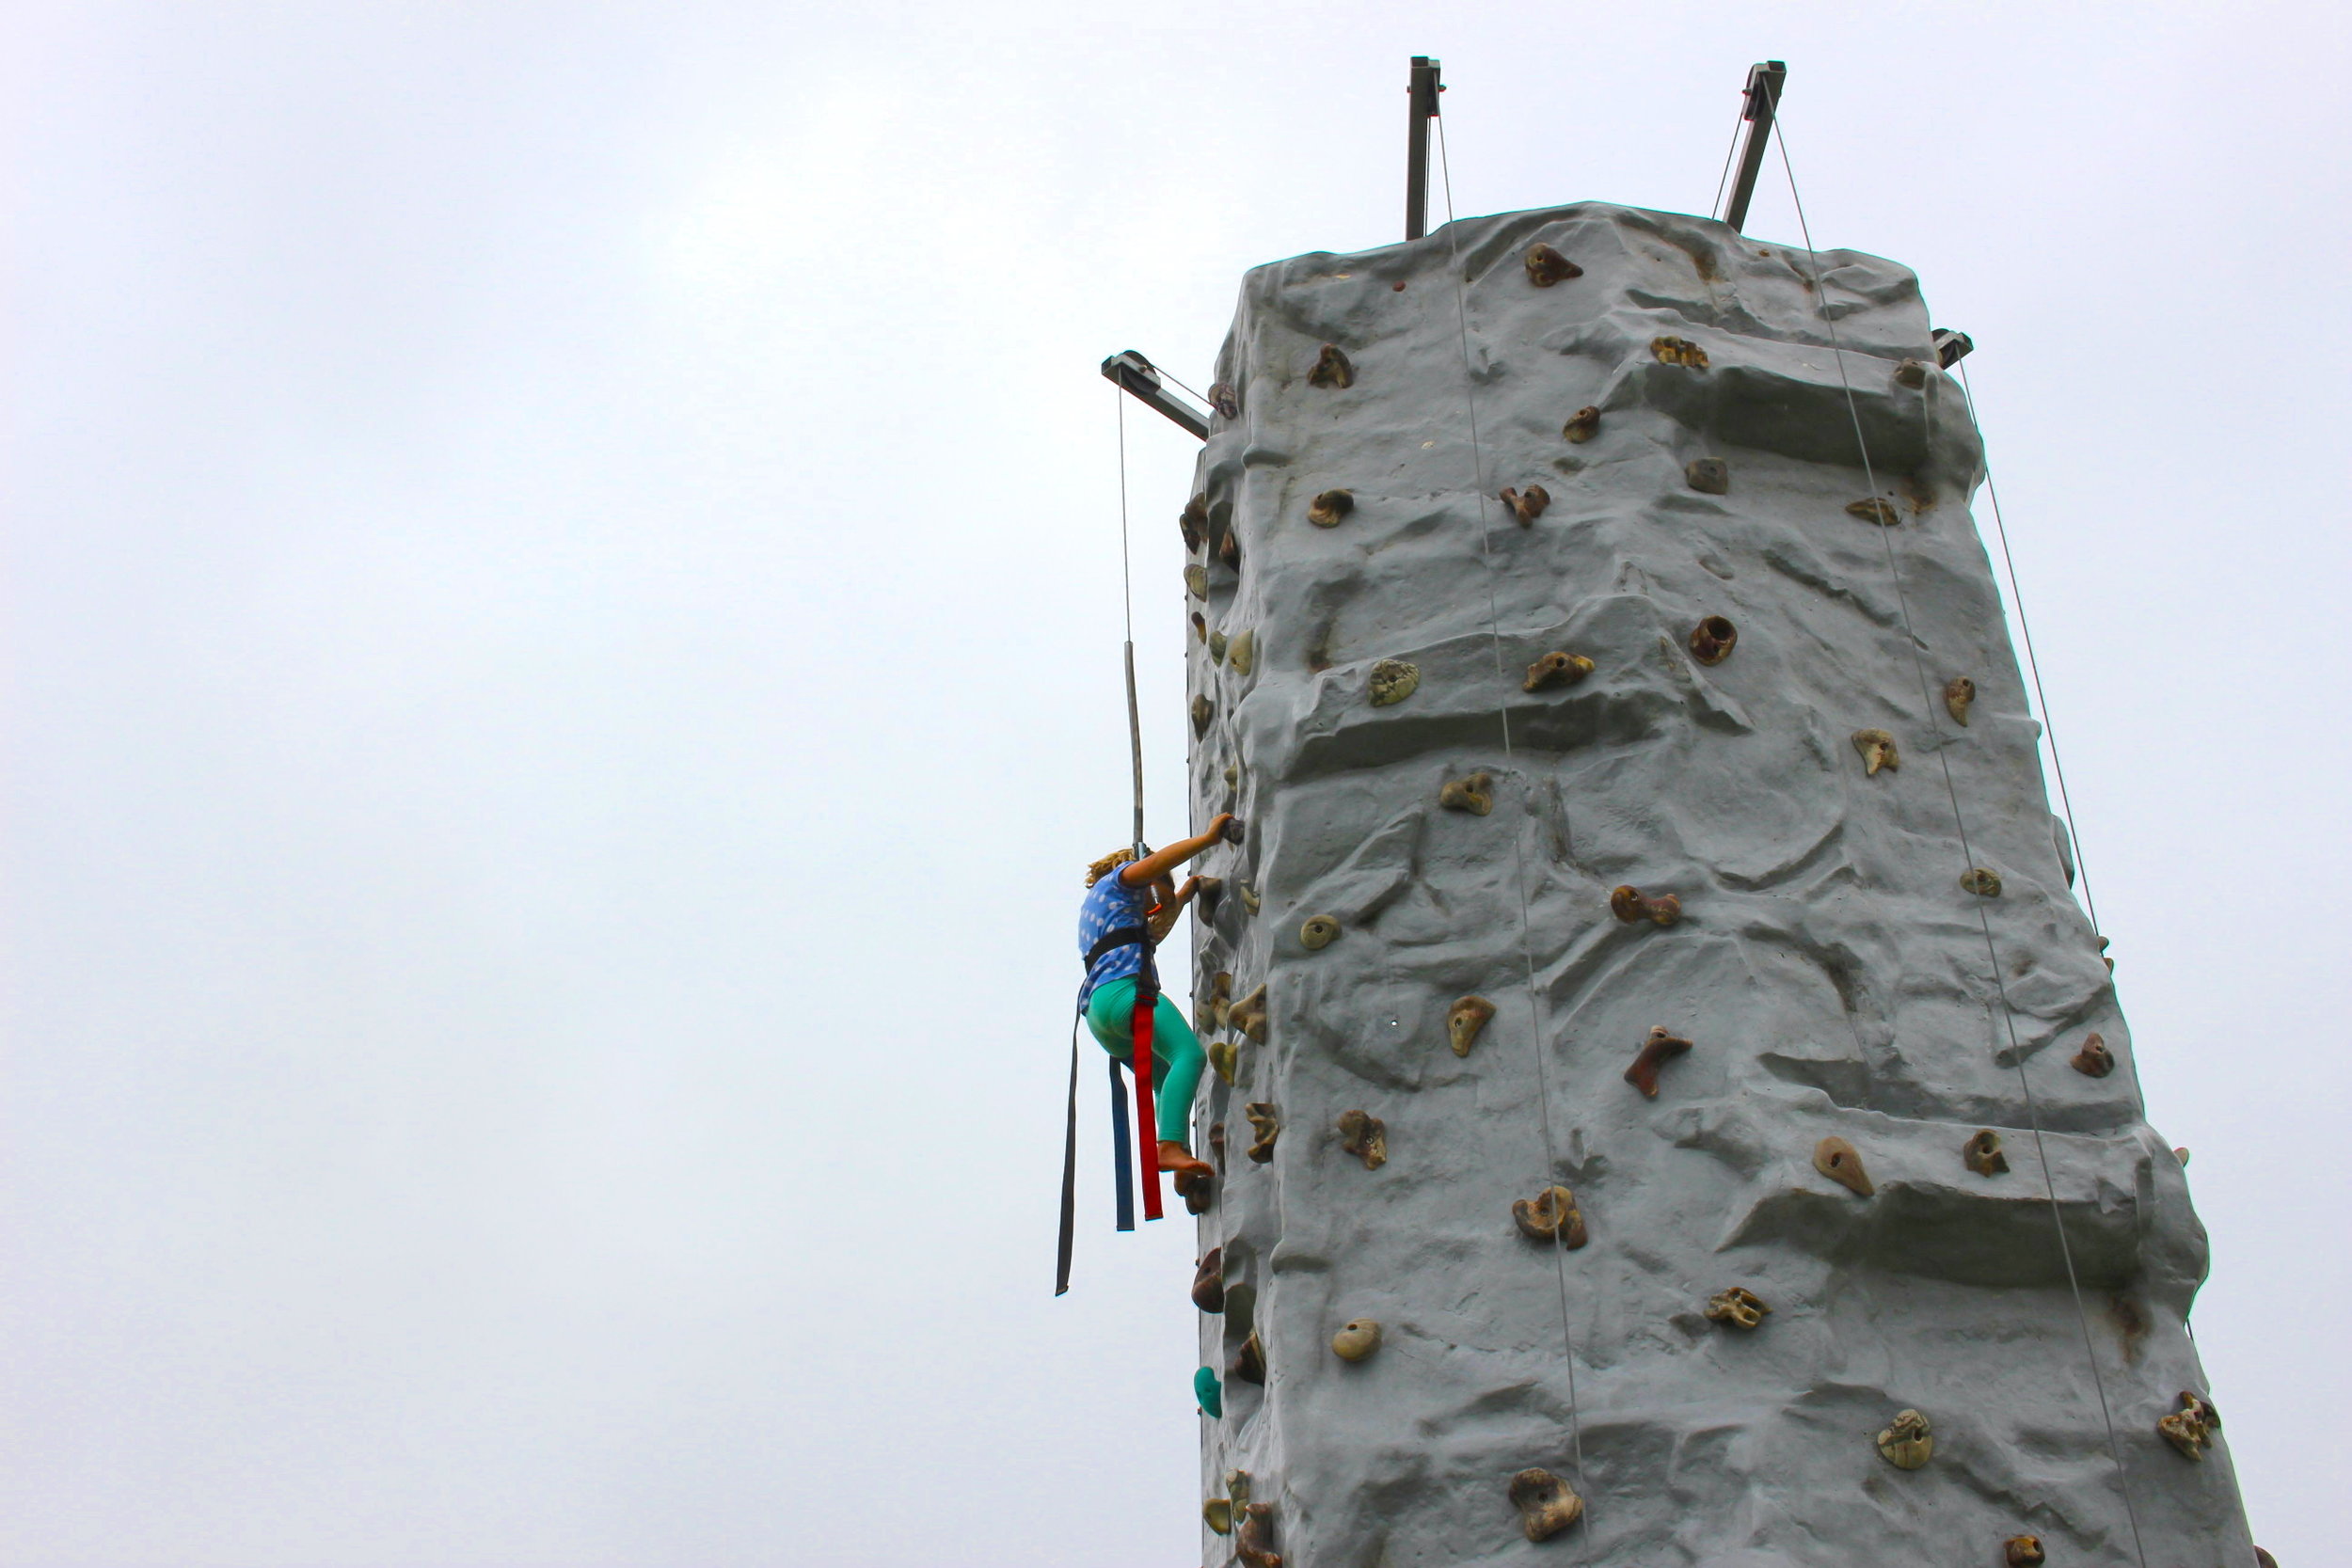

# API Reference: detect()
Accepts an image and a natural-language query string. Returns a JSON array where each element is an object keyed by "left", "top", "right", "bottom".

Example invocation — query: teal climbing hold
[{"left": 1194, "top": 1366, "right": 1223, "bottom": 1418}]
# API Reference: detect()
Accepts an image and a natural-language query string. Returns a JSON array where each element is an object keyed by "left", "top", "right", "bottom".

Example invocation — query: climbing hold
[
  {"left": 1337, "top": 1109, "right": 1387, "bottom": 1169},
  {"left": 1229, "top": 630, "right": 1255, "bottom": 676},
  {"left": 1960, "top": 867, "right": 2004, "bottom": 897},
  {"left": 1221, "top": 815, "right": 1247, "bottom": 845},
  {"left": 1208, "top": 1038, "right": 1239, "bottom": 1085},
  {"left": 2158, "top": 1390, "right": 2220, "bottom": 1460},
  {"left": 1202, "top": 972, "right": 1232, "bottom": 1029},
  {"left": 1308, "top": 488, "right": 1356, "bottom": 528},
  {"left": 1651, "top": 336, "right": 1708, "bottom": 369},
  {"left": 1231, "top": 982, "right": 1267, "bottom": 1041},
  {"left": 1299, "top": 914, "right": 1340, "bottom": 951},
  {"left": 1191, "top": 612, "right": 1208, "bottom": 644},
  {"left": 1203, "top": 1496, "right": 1232, "bottom": 1533},
  {"left": 1562, "top": 404, "right": 1601, "bottom": 443},
  {"left": 1447, "top": 995, "right": 1497, "bottom": 1057},
  {"left": 1230, "top": 1330, "right": 1267, "bottom": 1386},
  {"left": 1508, "top": 1468, "right": 1584, "bottom": 1542},
  {"left": 1851, "top": 728, "right": 1899, "bottom": 775},
  {"left": 1523, "top": 652, "right": 1595, "bottom": 691},
  {"left": 1196, "top": 1368, "right": 1224, "bottom": 1421},
  {"left": 1224, "top": 1469, "right": 1253, "bottom": 1514},
  {"left": 1192, "top": 695, "right": 1215, "bottom": 737},
  {"left": 1814, "top": 1135, "right": 1875, "bottom": 1196},
  {"left": 1894, "top": 357, "right": 1931, "bottom": 388},
  {"left": 1180, "top": 494, "right": 1208, "bottom": 552},
  {"left": 2175, "top": 1147, "right": 2191, "bottom": 1166},
  {"left": 1686, "top": 457, "right": 1729, "bottom": 495},
  {"left": 1208, "top": 630, "right": 1227, "bottom": 664},
  {"left": 1705, "top": 1287, "right": 1771, "bottom": 1329},
  {"left": 1524, "top": 244, "right": 1582, "bottom": 286},
  {"left": 1511, "top": 1184, "right": 1588, "bottom": 1248},
  {"left": 1369, "top": 658, "right": 1421, "bottom": 706},
  {"left": 2004, "top": 1536, "right": 2045, "bottom": 1567},
  {"left": 1238, "top": 883, "right": 1261, "bottom": 915},
  {"left": 1245, "top": 1103, "right": 1280, "bottom": 1163},
  {"left": 1945, "top": 675, "right": 1976, "bottom": 726},
  {"left": 1963, "top": 1128, "right": 2010, "bottom": 1177},
  {"left": 1846, "top": 497, "right": 1902, "bottom": 527},
  {"left": 1688, "top": 615, "right": 1738, "bottom": 665},
  {"left": 1439, "top": 770, "right": 1494, "bottom": 816},
  {"left": 1877, "top": 1408, "right": 1934, "bottom": 1470},
  {"left": 1308, "top": 343, "right": 1354, "bottom": 389},
  {"left": 1610, "top": 885, "right": 1683, "bottom": 927},
  {"left": 1501, "top": 484, "right": 1550, "bottom": 525},
  {"left": 1623, "top": 1025, "right": 1693, "bottom": 1098},
  {"left": 1217, "top": 528, "right": 1241, "bottom": 570},
  {"left": 1234, "top": 1501, "right": 1281, "bottom": 1568},
  {"left": 1193, "top": 1247, "right": 1226, "bottom": 1313},
  {"left": 1330, "top": 1318, "right": 1383, "bottom": 1361},
  {"left": 2256, "top": 1550, "right": 2279, "bottom": 1568},
  {"left": 1185, "top": 564, "right": 1209, "bottom": 598},
  {"left": 2071, "top": 1032, "right": 2116, "bottom": 1078},
  {"left": 1210, "top": 382, "right": 1240, "bottom": 420},
  {"left": 1184, "top": 1178, "right": 1212, "bottom": 1216},
  {"left": 1209, "top": 1122, "right": 1227, "bottom": 1173}
]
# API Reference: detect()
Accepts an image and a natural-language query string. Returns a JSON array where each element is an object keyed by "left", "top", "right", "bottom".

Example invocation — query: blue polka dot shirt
[{"left": 1076, "top": 866, "right": 1150, "bottom": 1013}]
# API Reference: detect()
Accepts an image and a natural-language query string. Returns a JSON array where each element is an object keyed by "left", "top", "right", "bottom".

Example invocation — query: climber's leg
[{"left": 1085, "top": 980, "right": 1212, "bottom": 1187}]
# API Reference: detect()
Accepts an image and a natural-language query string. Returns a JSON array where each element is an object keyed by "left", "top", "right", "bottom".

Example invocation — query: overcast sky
[{"left": 2, "top": 4, "right": 2344, "bottom": 1565}]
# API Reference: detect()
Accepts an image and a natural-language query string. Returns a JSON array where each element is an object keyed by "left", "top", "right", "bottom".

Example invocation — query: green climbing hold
[{"left": 1195, "top": 1366, "right": 1224, "bottom": 1418}]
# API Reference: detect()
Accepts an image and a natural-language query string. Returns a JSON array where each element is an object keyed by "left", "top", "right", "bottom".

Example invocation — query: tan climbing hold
[
  {"left": 1191, "top": 694, "right": 1214, "bottom": 737},
  {"left": 1877, "top": 1408, "right": 1933, "bottom": 1469},
  {"left": 1230, "top": 983, "right": 1267, "bottom": 1041},
  {"left": 2005, "top": 1535, "right": 2045, "bottom": 1566},
  {"left": 1330, "top": 1318, "right": 1383, "bottom": 1362},
  {"left": 1308, "top": 488, "right": 1355, "bottom": 528},
  {"left": 1438, "top": 770, "right": 1494, "bottom": 816},
  {"left": 1369, "top": 658, "right": 1420, "bottom": 706},
  {"left": 1851, "top": 728, "right": 1899, "bottom": 775},
  {"left": 1623, "top": 1025, "right": 1692, "bottom": 1098},
  {"left": 1846, "top": 497, "right": 1902, "bottom": 527},
  {"left": 1511, "top": 1184, "right": 1588, "bottom": 1248},
  {"left": 1814, "top": 1135, "right": 1875, "bottom": 1196},
  {"left": 1704, "top": 1286, "right": 1771, "bottom": 1329},
  {"left": 1610, "top": 885, "right": 1682, "bottom": 927},
  {"left": 1180, "top": 494, "right": 1208, "bottom": 552},
  {"left": 1562, "top": 404, "right": 1600, "bottom": 443},
  {"left": 2071, "top": 1032, "right": 2115, "bottom": 1078},
  {"left": 1963, "top": 1128, "right": 2010, "bottom": 1177},
  {"left": 2159, "top": 1390, "right": 2220, "bottom": 1460},
  {"left": 1524, "top": 244, "right": 1582, "bottom": 286},
  {"left": 1688, "top": 615, "right": 1737, "bottom": 666},
  {"left": 1501, "top": 484, "right": 1549, "bottom": 526},
  {"left": 1685, "top": 457, "right": 1729, "bottom": 494},
  {"left": 1945, "top": 675, "right": 1976, "bottom": 725},
  {"left": 1244, "top": 1102, "right": 1280, "bottom": 1163},
  {"left": 1207, "top": 1038, "right": 1238, "bottom": 1085},
  {"left": 1184, "top": 564, "right": 1209, "bottom": 598},
  {"left": 1894, "top": 357, "right": 1931, "bottom": 388},
  {"left": 1651, "top": 335, "right": 1708, "bottom": 368},
  {"left": 1209, "top": 382, "right": 1239, "bottom": 420},
  {"left": 1447, "top": 995, "right": 1496, "bottom": 1057},
  {"left": 1960, "top": 867, "right": 2003, "bottom": 897},
  {"left": 1523, "top": 651, "right": 1595, "bottom": 691},
  {"left": 1202, "top": 1497, "right": 1232, "bottom": 1535},
  {"left": 1307, "top": 343, "right": 1354, "bottom": 388},
  {"left": 1299, "top": 914, "right": 1340, "bottom": 951},
  {"left": 1508, "top": 1468, "right": 1584, "bottom": 1541},
  {"left": 1237, "top": 883, "right": 1261, "bottom": 915},
  {"left": 1228, "top": 629, "right": 1254, "bottom": 676},
  {"left": 1337, "top": 1109, "right": 1387, "bottom": 1170},
  {"left": 1230, "top": 1331, "right": 1266, "bottom": 1387}
]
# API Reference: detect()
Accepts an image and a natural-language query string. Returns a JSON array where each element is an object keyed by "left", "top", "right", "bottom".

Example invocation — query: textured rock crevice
[{"left": 1182, "top": 201, "right": 2251, "bottom": 1564}]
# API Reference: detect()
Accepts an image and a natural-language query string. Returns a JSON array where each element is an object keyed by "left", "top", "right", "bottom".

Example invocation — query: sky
[{"left": 1, "top": 3, "right": 2344, "bottom": 1564}]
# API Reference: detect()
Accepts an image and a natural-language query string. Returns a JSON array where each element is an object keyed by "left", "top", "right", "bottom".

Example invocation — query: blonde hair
[{"left": 1085, "top": 847, "right": 1140, "bottom": 887}]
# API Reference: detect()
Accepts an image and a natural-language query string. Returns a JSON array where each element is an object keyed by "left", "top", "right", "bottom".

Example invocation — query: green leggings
[{"left": 1084, "top": 977, "right": 1205, "bottom": 1147}]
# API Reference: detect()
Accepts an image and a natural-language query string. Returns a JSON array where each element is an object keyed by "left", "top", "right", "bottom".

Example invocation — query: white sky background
[{"left": 1, "top": 3, "right": 2344, "bottom": 1564}]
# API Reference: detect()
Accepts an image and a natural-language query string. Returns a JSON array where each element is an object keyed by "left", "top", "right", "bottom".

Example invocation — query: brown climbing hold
[
  {"left": 1234, "top": 1501, "right": 1281, "bottom": 1568},
  {"left": 1181, "top": 494, "right": 1207, "bottom": 552},
  {"left": 1232, "top": 982, "right": 1270, "bottom": 1043},
  {"left": 1192, "top": 1247, "right": 1225, "bottom": 1313},
  {"left": 1330, "top": 1318, "right": 1383, "bottom": 1362},
  {"left": 2071, "top": 1032, "right": 2115, "bottom": 1078},
  {"left": 1191, "top": 611, "right": 1208, "bottom": 643},
  {"left": 1184, "top": 564, "right": 1208, "bottom": 598},
  {"left": 1851, "top": 728, "right": 1899, "bottom": 775},
  {"left": 1705, "top": 1286, "right": 1771, "bottom": 1329},
  {"left": 1562, "top": 404, "right": 1600, "bottom": 443},
  {"left": 1447, "top": 995, "right": 1497, "bottom": 1057},
  {"left": 1210, "top": 382, "right": 1240, "bottom": 420},
  {"left": 1610, "top": 885, "right": 1683, "bottom": 927},
  {"left": 1688, "top": 615, "right": 1738, "bottom": 666},
  {"left": 1299, "top": 914, "right": 1340, "bottom": 951},
  {"left": 1501, "top": 484, "right": 1550, "bottom": 525},
  {"left": 1230, "top": 1331, "right": 1267, "bottom": 1386},
  {"left": 1895, "top": 358, "right": 1931, "bottom": 388},
  {"left": 1511, "top": 1184, "right": 1588, "bottom": 1248},
  {"left": 1209, "top": 1121, "right": 1227, "bottom": 1173},
  {"left": 1963, "top": 1128, "right": 2010, "bottom": 1177},
  {"left": 1508, "top": 1468, "right": 1584, "bottom": 1542},
  {"left": 1221, "top": 815, "right": 1247, "bottom": 846},
  {"left": 1946, "top": 675, "right": 1976, "bottom": 726},
  {"left": 1183, "top": 1177, "right": 1211, "bottom": 1216},
  {"left": 1877, "top": 1408, "right": 1933, "bottom": 1469},
  {"left": 2158, "top": 1390, "right": 2220, "bottom": 1460},
  {"left": 2256, "top": 1549, "right": 2279, "bottom": 1568},
  {"left": 2004, "top": 1536, "right": 2045, "bottom": 1567},
  {"left": 1524, "top": 244, "right": 1582, "bottom": 286},
  {"left": 1623, "top": 1025, "right": 1692, "bottom": 1098},
  {"left": 1847, "top": 497, "right": 1902, "bottom": 527},
  {"left": 1217, "top": 528, "right": 1241, "bottom": 570},
  {"left": 1203, "top": 1497, "right": 1232, "bottom": 1535},
  {"left": 1229, "top": 630, "right": 1255, "bottom": 676},
  {"left": 1308, "top": 487, "right": 1355, "bottom": 528},
  {"left": 1960, "top": 867, "right": 2004, "bottom": 897},
  {"left": 1202, "top": 971, "right": 1232, "bottom": 1029},
  {"left": 1192, "top": 694, "right": 1214, "bottom": 737},
  {"left": 1245, "top": 1103, "right": 1280, "bottom": 1163},
  {"left": 1369, "top": 658, "right": 1420, "bottom": 706},
  {"left": 1651, "top": 335, "right": 1708, "bottom": 369},
  {"left": 1337, "top": 1110, "right": 1387, "bottom": 1170},
  {"left": 1439, "top": 771, "right": 1494, "bottom": 816},
  {"left": 1686, "top": 457, "right": 1729, "bottom": 494},
  {"left": 1523, "top": 652, "right": 1595, "bottom": 691},
  {"left": 1814, "top": 1136, "right": 1875, "bottom": 1196},
  {"left": 1308, "top": 343, "right": 1354, "bottom": 388}
]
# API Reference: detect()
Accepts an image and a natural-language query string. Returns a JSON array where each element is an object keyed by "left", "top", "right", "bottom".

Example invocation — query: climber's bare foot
[{"left": 1160, "top": 1140, "right": 1215, "bottom": 1189}]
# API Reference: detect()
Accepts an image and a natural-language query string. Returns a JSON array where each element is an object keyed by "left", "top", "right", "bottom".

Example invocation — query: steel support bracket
[
  {"left": 1722, "top": 60, "right": 1788, "bottom": 233},
  {"left": 1406, "top": 55, "right": 1443, "bottom": 242},
  {"left": 1100, "top": 351, "right": 1210, "bottom": 441}
]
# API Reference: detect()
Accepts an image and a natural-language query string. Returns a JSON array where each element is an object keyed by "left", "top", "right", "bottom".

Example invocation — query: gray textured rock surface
[{"left": 1179, "top": 202, "right": 2254, "bottom": 1565}]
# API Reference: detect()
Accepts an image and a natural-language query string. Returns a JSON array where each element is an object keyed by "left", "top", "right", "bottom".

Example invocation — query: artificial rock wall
[{"left": 1177, "top": 202, "right": 2255, "bottom": 1567}]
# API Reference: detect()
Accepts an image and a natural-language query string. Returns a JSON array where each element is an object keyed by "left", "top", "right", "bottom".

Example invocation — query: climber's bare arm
[{"left": 1120, "top": 815, "right": 1233, "bottom": 887}]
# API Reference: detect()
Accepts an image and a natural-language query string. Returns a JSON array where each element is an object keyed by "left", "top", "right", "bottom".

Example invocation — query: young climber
[{"left": 1077, "top": 814, "right": 1233, "bottom": 1191}]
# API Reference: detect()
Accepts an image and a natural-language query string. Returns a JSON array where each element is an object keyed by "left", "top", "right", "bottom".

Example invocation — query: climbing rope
[
  {"left": 1768, "top": 106, "right": 2151, "bottom": 1568},
  {"left": 1435, "top": 109, "right": 1593, "bottom": 1529}
]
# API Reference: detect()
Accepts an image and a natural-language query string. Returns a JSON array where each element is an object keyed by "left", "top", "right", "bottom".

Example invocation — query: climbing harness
[
  {"left": 1770, "top": 106, "right": 2152, "bottom": 1568},
  {"left": 1434, "top": 109, "right": 1593, "bottom": 1530}
]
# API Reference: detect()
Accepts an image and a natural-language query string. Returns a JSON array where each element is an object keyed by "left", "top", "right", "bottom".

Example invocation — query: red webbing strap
[{"left": 1131, "top": 987, "right": 1163, "bottom": 1220}]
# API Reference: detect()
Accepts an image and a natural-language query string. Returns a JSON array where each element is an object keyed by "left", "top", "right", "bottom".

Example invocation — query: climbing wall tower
[{"left": 1179, "top": 202, "right": 2255, "bottom": 1566}]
